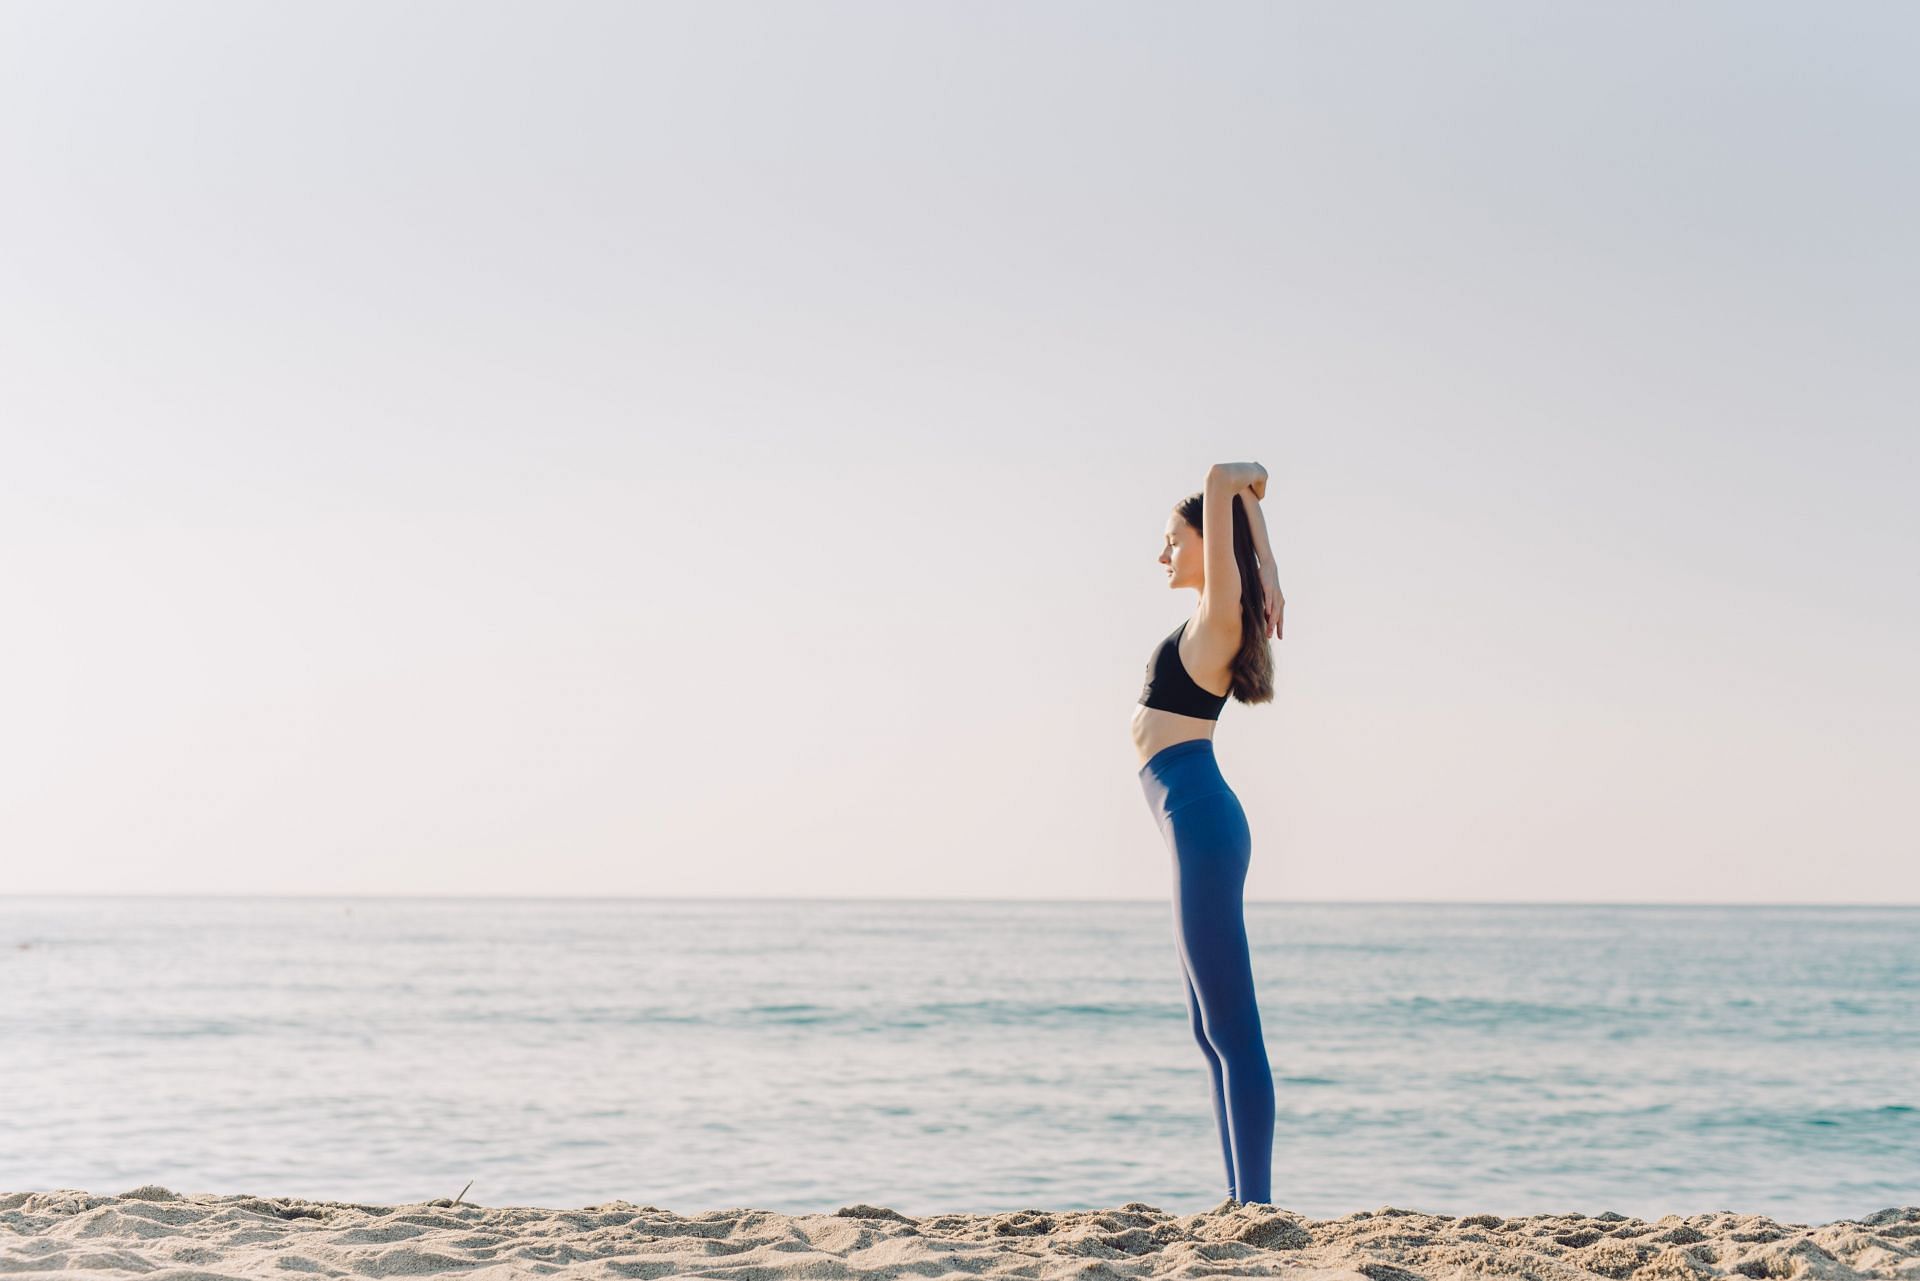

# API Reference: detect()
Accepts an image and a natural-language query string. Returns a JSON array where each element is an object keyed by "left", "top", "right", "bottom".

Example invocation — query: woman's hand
[
  {"left": 1260, "top": 562, "right": 1285, "bottom": 640},
  {"left": 1211, "top": 461, "right": 1268, "bottom": 499}
]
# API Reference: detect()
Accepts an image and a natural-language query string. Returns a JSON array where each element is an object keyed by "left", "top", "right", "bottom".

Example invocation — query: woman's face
[{"left": 1158, "top": 514, "right": 1203, "bottom": 591}]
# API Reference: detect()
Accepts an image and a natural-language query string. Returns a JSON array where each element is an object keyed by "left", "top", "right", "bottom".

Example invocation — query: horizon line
[{"left": 4, "top": 893, "right": 1916, "bottom": 909}]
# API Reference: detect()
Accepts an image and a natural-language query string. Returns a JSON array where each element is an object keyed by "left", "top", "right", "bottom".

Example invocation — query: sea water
[{"left": 1, "top": 897, "right": 1913, "bottom": 1220}]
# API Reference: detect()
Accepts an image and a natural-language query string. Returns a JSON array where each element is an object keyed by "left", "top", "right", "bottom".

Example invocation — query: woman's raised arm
[
  {"left": 1198, "top": 464, "right": 1250, "bottom": 626},
  {"left": 1240, "top": 486, "right": 1283, "bottom": 640}
]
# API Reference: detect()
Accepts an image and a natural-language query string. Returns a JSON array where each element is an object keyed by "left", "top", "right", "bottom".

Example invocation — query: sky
[{"left": 2, "top": 1, "right": 1914, "bottom": 903}]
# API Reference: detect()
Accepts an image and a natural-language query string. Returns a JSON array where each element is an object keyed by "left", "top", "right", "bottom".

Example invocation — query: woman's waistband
[
  {"left": 1138, "top": 737, "right": 1217, "bottom": 779},
  {"left": 1138, "top": 738, "right": 1232, "bottom": 823}
]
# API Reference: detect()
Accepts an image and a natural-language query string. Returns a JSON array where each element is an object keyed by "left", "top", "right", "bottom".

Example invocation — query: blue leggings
[{"left": 1138, "top": 738, "right": 1274, "bottom": 1204}]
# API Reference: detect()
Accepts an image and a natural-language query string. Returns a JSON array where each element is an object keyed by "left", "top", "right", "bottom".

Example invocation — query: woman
[{"left": 1132, "top": 460, "right": 1284, "bottom": 1206}]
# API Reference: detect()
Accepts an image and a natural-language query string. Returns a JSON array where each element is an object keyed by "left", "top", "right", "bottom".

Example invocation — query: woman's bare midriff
[{"left": 1132, "top": 703, "right": 1217, "bottom": 768}]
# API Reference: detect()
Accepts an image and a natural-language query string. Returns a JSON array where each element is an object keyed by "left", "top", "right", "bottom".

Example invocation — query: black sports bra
[{"left": 1138, "top": 618, "right": 1230, "bottom": 720}]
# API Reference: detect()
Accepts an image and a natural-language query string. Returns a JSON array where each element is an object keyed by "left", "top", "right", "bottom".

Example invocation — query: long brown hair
[{"left": 1176, "top": 491, "right": 1275, "bottom": 705}]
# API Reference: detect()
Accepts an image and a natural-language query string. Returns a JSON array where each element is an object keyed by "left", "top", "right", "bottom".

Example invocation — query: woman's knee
[
  {"left": 1187, "top": 1009, "right": 1219, "bottom": 1057},
  {"left": 1203, "top": 1012, "right": 1268, "bottom": 1061}
]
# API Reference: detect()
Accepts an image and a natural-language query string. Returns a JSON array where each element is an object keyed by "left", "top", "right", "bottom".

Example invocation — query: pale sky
[{"left": 2, "top": 1, "right": 1914, "bottom": 903}]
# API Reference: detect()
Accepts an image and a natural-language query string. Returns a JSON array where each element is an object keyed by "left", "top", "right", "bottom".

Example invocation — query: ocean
[{"left": 1, "top": 897, "right": 1914, "bottom": 1221}]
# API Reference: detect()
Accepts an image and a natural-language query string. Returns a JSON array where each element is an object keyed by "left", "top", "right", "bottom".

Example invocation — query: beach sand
[{"left": 2, "top": 1187, "right": 1914, "bottom": 1280}]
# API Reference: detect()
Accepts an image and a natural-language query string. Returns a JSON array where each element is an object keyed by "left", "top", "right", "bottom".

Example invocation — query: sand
[{"left": 1, "top": 1187, "right": 1915, "bottom": 1280}]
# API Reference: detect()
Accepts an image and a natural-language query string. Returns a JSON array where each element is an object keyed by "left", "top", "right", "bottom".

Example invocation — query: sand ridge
[{"left": 1, "top": 1186, "right": 1915, "bottom": 1280}]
